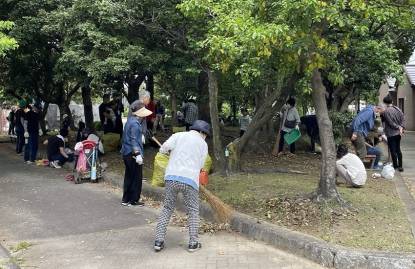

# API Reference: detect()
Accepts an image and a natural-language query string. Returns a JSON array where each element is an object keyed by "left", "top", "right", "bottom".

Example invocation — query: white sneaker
[
  {"left": 50, "top": 161, "right": 61, "bottom": 169},
  {"left": 25, "top": 161, "right": 34, "bottom": 164}
]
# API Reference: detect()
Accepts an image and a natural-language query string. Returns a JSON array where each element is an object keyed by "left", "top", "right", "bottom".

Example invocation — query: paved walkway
[
  {"left": 398, "top": 131, "right": 415, "bottom": 236},
  {"left": 0, "top": 144, "right": 322, "bottom": 269},
  {"left": 401, "top": 131, "right": 415, "bottom": 179}
]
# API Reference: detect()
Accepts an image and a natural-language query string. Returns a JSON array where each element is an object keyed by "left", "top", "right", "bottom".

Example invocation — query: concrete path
[
  {"left": 401, "top": 131, "right": 415, "bottom": 179},
  {"left": 0, "top": 144, "right": 322, "bottom": 269},
  {"left": 398, "top": 131, "right": 415, "bottom": 236}
]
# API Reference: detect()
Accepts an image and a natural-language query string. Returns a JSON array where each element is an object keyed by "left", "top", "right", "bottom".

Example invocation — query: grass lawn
[{"left": 208, "top": 172, "right": 415, "bottom": 252}]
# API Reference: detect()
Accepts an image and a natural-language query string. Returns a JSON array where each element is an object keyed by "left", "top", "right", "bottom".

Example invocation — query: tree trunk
[
  {"left": 227, "top": 89, "right": 281, "bottom": 173},
  {"left": 81, "top": 85, "right": 94, "bottom": 130},
  {"left": 59, "top": 101, "right": 73, "bottom": 129},
  {"left": 170, "top": 89, "right": 178, "bottom": 126},
  {"left": 126, "top": 74, "right": 146, "bottom": 103},
  {"left": 146, "top": 73, "right": 154, "bottom": 100},
  {"left": 198, "top": 71, "right": 211, "bottom": 122},
  {"left": 39, "top": 102, "right": 49, "bottom": 134},
  {"left": 311, "top": 69, "right": 341, "bottom": 201},
  {"left": 207, "top": 69, "right": 226, "bottom": 174}
]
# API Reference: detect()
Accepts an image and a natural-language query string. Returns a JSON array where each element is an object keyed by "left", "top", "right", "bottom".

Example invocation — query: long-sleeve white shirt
[
  {"left": 160, "top": 130, "right": 208, "bottom": 189},
  {"left": 336, "top": 153, "right": 367, "bottom": 186}
]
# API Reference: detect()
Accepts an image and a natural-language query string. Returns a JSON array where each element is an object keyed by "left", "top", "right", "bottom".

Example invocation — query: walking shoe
[
  {"left": 25, "top": 161, "right": 34, "bottom": 164},
  {"left": 398, "top": 167, "right": 404, "bottom": 172},
  {"left": 188, "top": 242, "right": 202, "bottom": 252},
  {"left": 121, "top": 201, "right": 129, "bottom": 206},
  {"left": 154, "top": 241, "right": 164, "bottom": 252},
  {"left": 128, "top": 201, "right": 145, "bottom": 207},
  {"left": 50, "top": 161, "right": 61, "bottom": 169}
]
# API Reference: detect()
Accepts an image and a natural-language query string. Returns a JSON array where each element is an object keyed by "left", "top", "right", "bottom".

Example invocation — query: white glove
[
  {"left": 134, "top": 155, "right": 143, "bottom": 165},
  {"left": 159, "top": 147, "right": 169, "bottom": 155},
  {"left": 39, "top": 129, "right": 43, "bottom": 136},
  {"left": 295, "top": 125, "right": 300, "bottom": 130},
  {"left": 24, "top": 132, "right": 29, "bottom": 138}
]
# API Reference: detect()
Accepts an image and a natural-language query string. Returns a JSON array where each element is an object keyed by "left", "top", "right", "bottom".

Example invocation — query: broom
[
  {"left": 153, "top": 136, "right": 233, "bottom": 223},
  {"left": 199, "top": 184, "right": 233, "bottom": 223}
]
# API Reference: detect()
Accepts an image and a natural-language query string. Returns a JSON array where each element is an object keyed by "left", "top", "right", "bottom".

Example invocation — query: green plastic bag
[
  {"left": 284, "top": 129, "right": 301, "bottom": 145},
  {"left": 152, "top": 153, "right": 169, "bottom": 187}
]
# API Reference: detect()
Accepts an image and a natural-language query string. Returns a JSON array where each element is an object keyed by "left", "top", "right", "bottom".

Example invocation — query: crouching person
[
  {"left": 336, "top": 144, "right": 367, "bottom": 187},
  {"left": 154, "top": 120, "right": 210, "bottom": 253},
  {"left": 46, "top": 129, "right": 73, "bottom": 168}
]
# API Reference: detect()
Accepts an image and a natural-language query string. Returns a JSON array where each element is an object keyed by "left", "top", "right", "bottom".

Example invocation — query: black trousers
[
  {"left": 122, "top": 154, "right": 143, "bottom": 203},
  {"left": 278, "top": 130, "right": 295, "bottom": 153},
  {"left": 387, "top": 135, "right": 403, "bottom": 169}
]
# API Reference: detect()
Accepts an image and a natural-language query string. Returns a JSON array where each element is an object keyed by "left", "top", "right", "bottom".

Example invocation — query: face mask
[{"left": 378, "top": 127, "right": 384, "bottom": 133}]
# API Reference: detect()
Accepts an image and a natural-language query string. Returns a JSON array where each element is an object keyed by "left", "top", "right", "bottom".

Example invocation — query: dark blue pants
[
  {"left": 24, "top": 133, "right": 39, "bottom": 162},
  {"left": 15, "top": 128, "right": 24, "bottom": 154},
  {"left": 122, "top": 154, "right": 143, "bottom": 203}
]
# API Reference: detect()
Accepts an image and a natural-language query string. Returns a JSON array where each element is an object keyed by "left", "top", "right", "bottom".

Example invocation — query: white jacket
[
  {"left": 336, "top": 153, "right": 367, "bottom": 186},
  {"left": 161, "top": 131, "right": 208, "bottom": 189}
]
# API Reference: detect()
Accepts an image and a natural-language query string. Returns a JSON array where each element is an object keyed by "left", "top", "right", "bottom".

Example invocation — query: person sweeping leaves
[{"left": 154, "top": 120, "right": 210, "bottom": 253}]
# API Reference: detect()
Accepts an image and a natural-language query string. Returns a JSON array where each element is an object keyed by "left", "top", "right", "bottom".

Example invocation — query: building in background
[{"left": 379, "top": 52, "right": 415, "bottom": 131}]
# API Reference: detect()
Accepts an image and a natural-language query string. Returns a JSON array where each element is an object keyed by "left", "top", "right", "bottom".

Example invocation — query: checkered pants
[{"left": 155, "top": 180, "right": 199, "bottom": 244}]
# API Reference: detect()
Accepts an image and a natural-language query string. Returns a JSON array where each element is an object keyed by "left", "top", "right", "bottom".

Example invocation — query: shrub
[{"left": 329, "top": 111, "right": 354, "bottom": 144}]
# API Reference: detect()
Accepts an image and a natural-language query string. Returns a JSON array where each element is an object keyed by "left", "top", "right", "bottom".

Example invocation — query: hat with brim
[
  {"left": 132, "top": 107, "right": 152, "bottom": 118},
  {"left": 130, "top": 100, "right": 152, "bottom": 118}
]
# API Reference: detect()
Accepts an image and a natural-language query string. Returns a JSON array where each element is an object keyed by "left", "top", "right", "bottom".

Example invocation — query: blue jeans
[
  {"left": 367, "top": 146, "right": 381, "bottom": 168},
  {"left": 24, "top": 133, "right": 38, "bottom": 162}
]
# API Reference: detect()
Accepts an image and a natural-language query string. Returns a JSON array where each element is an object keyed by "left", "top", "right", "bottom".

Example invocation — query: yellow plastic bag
[
  {"left": 172, "top": 126, "right": 186, "bottom": 133},
  {"left": 152, "top": 153, "right": 170, "bottom": 187},
  {"left": 203, "top": 154, "right": 213, "bottom": 173},
  {"left": 151, "top": 153, "right": 213, "bottom": 187}
]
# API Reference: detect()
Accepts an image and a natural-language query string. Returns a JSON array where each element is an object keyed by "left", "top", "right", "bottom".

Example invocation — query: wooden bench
[{"left": 363, "top": 154, "right": 376, "bottom": 169}]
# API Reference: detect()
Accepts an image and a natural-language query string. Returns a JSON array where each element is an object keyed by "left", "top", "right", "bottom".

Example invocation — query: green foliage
[
  {"left": 0, "top": 21, "right": 18, "bottom": 56},
  {"left": 330, "top": 111, "right": 354, "bottom": 144}
]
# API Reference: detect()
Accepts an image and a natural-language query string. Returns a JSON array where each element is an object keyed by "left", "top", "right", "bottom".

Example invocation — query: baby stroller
[{"left": 73, "top": 140, "right": 103, "bottom": 184}]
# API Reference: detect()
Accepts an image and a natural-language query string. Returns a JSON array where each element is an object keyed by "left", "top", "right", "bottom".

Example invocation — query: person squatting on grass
[
  {"left": 120, "top": 101, "right": 153, "bottom": 207},
  {"left": 154, "top": 120, "right": 210, "bottom": 253},
  {"left": 336, "top": 144, "right": 367, "bottom": 188}
]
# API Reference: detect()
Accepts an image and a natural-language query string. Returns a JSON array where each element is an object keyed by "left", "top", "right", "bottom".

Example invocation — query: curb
[
  {"left": 103, "top": 172, "right": 415, "bottom": 269},
  {"left": 0, "top": 244, "right": 19, "bottom": 269}
]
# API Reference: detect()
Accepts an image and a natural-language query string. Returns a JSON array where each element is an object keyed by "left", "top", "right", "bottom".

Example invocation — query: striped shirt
[{"left": 382, "top": 105, "right": 405, "bottom": 137}]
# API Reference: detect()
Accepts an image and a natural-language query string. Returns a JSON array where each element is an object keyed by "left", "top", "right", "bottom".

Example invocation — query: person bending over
[{"left": 336, "top": 144, "right": 367, "bottom": 188}]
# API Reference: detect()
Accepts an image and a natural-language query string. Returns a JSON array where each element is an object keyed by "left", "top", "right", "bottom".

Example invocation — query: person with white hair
[{"left": 139, "top": 90, "right": 151, "bottom": 105}]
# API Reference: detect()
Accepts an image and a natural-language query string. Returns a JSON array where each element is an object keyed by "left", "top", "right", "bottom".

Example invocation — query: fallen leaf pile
[
  {"left": 260, "top": 197, "right": 356, "bottom": 227},
  {"left": 169, "top": 213, "right": 231, "bottom": 234}
]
